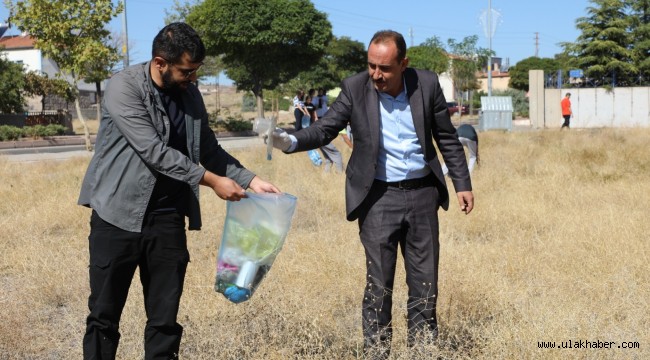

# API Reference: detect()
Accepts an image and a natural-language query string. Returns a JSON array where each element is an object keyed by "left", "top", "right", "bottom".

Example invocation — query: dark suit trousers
[{"left": 357, "top": 180, "right": 440, "bottom": 351}]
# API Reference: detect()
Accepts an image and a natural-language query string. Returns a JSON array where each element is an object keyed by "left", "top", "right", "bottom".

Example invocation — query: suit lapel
[
  {"left": 364, "top": 78, "right": 380, "bottom": 155},
  {"left": 405, "top": 69, "right": 428, "bottom": 156}
]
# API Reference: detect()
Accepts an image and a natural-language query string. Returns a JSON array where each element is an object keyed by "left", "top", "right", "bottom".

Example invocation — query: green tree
[
  {"left": 23, "top": 71, "right": 76, "bottom": 110},
  {"left": 283, "top": 35, "right": 366, "bottom": 94},
  {"left": 0, "top": 54, "right": 26, "bottom": 113},
  {"left": 164, "top": 0, "right": 226, "bottom": 114},
  {"left": 7, "top": 0, "right": 123, "bottom": 150},
  {"left": 562, "top": 0, "right": 636, "bottom": 86},
  {"left": 407, "top": 37, "right": 448, "bottom": 75},
  {"left": 446, "top": 36, "right": 488, "bottom": 113},
  {"left": 627, "top": 0, "right": 650, "bottom": 80},
  {"left": 186, "top": 0, "right": 332, "bottom": 119},
  {"left": 508, "top": 56, "right": 561, "bottom": 91}
]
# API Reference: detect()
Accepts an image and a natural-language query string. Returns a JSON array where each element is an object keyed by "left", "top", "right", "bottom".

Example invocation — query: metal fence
[
  {"left": 0, "top": 110, "right": 73, "bottom": 134},
  {"left": 544, "top": 70, "right": 650, "bottom": 89}
]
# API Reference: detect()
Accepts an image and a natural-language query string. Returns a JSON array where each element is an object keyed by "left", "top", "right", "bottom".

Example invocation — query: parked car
[{"left": 446, "top": 101, "right": 469, "bottom": 115}]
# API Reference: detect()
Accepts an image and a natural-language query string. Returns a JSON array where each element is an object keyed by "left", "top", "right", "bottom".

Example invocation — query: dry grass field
[{"left": 0, "top": 128, "right": 648, "bottom": 359}]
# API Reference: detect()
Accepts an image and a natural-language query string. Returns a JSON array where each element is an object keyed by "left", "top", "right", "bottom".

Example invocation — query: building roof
[{"left": 0, "top": 34, "right": 36, "bottom": 50}]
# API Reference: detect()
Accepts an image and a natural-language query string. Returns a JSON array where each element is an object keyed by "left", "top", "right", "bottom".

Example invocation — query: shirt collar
[{"left": 377, "top": 79, "right": 408, "bottom": 102}]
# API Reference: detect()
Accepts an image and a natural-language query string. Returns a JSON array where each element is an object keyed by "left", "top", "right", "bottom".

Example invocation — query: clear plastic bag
[{"left": 215, "top": 192, "right": 297, "bottom": 303}]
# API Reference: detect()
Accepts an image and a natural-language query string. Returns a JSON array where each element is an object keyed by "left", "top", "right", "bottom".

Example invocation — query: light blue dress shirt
[{"left": 374, "top": 87, "right": 430, "bottom": 182}]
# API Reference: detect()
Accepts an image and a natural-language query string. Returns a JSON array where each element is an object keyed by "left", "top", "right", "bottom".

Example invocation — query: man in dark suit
[{"left": 272, "top": 29, "right": 474, "bottom": 357}]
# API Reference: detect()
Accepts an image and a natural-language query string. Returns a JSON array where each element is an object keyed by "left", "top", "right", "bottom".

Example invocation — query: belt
[{"left": 376, "top": 173, "right": 434, "bottom": 190}]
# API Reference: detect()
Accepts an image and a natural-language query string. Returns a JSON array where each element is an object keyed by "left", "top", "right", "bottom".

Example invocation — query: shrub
[
  {"left": 0, "top": 125, "right": 23, "bottom": 141},
  {"left": 0, "top": 124, "right": 67, "bottom": 141}
]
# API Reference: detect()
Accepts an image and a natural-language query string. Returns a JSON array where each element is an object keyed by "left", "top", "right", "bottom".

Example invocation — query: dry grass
[{"left": 0, "top": 129, "right": 648, "bottom": 359}]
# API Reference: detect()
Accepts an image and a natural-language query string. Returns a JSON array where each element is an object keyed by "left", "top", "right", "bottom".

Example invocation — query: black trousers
[
  {"left": 294, "top": 108, "right": 303, "bottom": 131},
  {"left": 83, "top": 211, "right": 189, "bottom": 360},
  {"left": 562, "top": 115, "right": 571, "bottom": 128},
  {"left": 357, "top": 180, "right": 440, "bottom": 357}
]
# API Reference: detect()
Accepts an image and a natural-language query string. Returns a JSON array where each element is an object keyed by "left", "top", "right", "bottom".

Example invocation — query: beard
[{"left": 161, "top": 69, "right": 188, "bottom": 91}]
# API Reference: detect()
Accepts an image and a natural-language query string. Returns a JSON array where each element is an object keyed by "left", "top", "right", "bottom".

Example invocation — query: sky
[{"left": 1, "top": 0, "right": 593, "bottom": 85}]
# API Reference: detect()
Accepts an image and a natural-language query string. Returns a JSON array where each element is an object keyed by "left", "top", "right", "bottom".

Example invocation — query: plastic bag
[{"left": 215, "top": 192, "right": 297, "bottom": 303}]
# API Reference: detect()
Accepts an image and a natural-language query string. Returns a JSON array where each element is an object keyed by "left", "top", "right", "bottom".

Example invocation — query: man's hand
[
  {"left": 457, "top": 191, "right": 474, "bottom": 215},
  {"left": 200, "top": 171, "right": 247, "bottom": 201},
  {"left": 248, "top": 176, "right": 281, "bottom": 194},
  {"left": 266, "top": 128, "right": 292, "bottom": 152}
]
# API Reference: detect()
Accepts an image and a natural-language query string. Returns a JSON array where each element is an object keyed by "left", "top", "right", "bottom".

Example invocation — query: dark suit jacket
[{"left": 290, "top": 68, "right": 472, "bottom": 221}]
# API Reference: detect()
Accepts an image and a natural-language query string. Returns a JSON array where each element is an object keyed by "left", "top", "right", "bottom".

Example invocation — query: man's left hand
[
  {"left": 457, "top": 191, "right": 474, "bottom": 215},
  {"left": 248, "top": 176, "right": 281, "bottom": 194}
]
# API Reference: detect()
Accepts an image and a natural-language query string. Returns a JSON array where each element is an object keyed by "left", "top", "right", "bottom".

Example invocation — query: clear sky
[{"left": 2, "top": 0, "right": 593, "bottom": 84}]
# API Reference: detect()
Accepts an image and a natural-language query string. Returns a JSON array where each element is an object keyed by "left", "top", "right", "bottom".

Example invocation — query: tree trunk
[
  {"left": 73, "top": 95, "right": 92, "bottom": 151},
  {"left": 254, "top": 89, "right": 264, "bottom": 119}
]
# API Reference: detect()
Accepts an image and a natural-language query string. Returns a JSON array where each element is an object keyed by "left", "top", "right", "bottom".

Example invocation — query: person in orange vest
[{"left": 561, "top": 92, "right": 572, "bottom": 129}]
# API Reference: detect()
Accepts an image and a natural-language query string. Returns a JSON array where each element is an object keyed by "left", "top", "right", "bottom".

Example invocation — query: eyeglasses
[{"left": 159, "top": 57, "right": 203, "bottom": 78}]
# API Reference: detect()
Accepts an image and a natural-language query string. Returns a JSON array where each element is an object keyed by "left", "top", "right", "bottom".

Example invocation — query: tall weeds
[{"left": 0, "top": 129, "right": 648, "bottom": 359}]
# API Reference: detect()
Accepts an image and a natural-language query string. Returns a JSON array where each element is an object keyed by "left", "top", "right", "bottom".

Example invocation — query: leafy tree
[
  {"left": 283, "top": 35, "right": 366, "bottom": 94},
  {"left": 186, "top": 0, "right": 332, "bottom": 119},
  {"left": 0, "top": 54, "right": 26, "bottom": 113},
  {"left": 407, "top": 41, "right": 448, "bottom": 75},
  {"left": 562, "top": 0, "right": 636, "bottom": 86},
  {"left": 627, "top": 0, "right": 650, "bottom": 80},
  {"left": 508, "top": 56, "right": 561, "bottom": 91},
  {"left": 7, "top": 0, "right": 123, "bottom": 150},
  {"left": 325, "top": 36, "right": 367, "bottom": 87},
  {"left": 83, "top": 38, "right": 121, "bottom": 123},
  {"left": 23, "top": 71, "right": 76, "bottom": 110},
  {"left": 165, "top": 0, "right": 226, "bottom": 114},
  {"left": 446, "top": 36, "right": 487, "bottom": 112}
]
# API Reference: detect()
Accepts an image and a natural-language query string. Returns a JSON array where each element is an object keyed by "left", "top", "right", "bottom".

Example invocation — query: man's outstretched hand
[{"left": 264, "top": 128, "right": 292, "bottom": 152}]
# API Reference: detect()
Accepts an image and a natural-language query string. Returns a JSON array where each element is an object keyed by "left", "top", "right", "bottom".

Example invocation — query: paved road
[{"left": 0, "top": 136, "right": 265, "bottom": 163}]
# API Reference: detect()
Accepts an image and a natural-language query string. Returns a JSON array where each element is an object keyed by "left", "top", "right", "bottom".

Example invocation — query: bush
[
  {"left": 0, "top": 124, "right": 67, "bottom": 141},
  {"left": 0, "top": 125, "right": 23, "bottom": 141},
  {"left": 207, "top": 114, "right": 252, "bottom": 133}
]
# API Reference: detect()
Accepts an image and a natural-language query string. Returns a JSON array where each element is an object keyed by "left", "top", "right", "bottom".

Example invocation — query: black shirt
[{"left": 147, "top": 85, "right": 191, "bottom": 215}]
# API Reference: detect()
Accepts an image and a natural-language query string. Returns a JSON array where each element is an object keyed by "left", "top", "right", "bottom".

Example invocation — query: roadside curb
[
  {"left": 0, "top": 131, "right": 259, "bottom": 150},
  {"left": 0, "top": 135, "right": 97, "bottom": 150}
]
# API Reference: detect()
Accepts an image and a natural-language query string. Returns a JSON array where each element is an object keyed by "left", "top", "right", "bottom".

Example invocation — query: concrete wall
[
  {"left": 529, "top": 70, "right": 545, "bottom": 129},
  {"left": 529, "top": 70, "right": 650, "bottom": 128},
  {"left": 544, "top": 87, "right": 650, "bottom": 128}
]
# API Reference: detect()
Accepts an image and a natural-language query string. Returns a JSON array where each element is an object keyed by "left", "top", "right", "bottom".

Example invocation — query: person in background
[
  {"left": 305, "top": 94, "right": 344, "bottom": 173},
  {"left": 293, "top": 89, "right": 307, "bottom": 131},
  {"left": 339, "top": 126, "right": 353, "bottom": 149},
  {"left": 78, "top": 22, "right": 279, "bottom": 359},
  {"left": 315, "top": 88, "right": 329, "bottom": 119},
  {"left": 442, "top": 123, "right": 479, "bottom": 176},
  {"left": 270, "top": 29, "right": 473, "bottom": 358},
  {"left": 561, "top": 92, "right": 572, "bottom": 129}
]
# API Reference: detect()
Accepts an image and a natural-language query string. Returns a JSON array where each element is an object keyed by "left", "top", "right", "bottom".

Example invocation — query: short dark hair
[
  {"left": 152, "top": 22, "right": 206, "bottom": 64},
  {"left": 370, "top": 30, "right": 407, "bottom": 62}
]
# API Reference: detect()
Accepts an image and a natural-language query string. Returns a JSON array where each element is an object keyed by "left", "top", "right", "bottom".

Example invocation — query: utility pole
[
  {"left": 534, "top": 32, "right": 539, "bottom": 57},
  {"left": 121, "top": 0, "right": 129, "bottom": 68},
  {"left": 487, "top": 0, "right": 492, "bottom": 96},
  {"left": 409, "top": 27, "right": 414, "bottom": 47}
]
